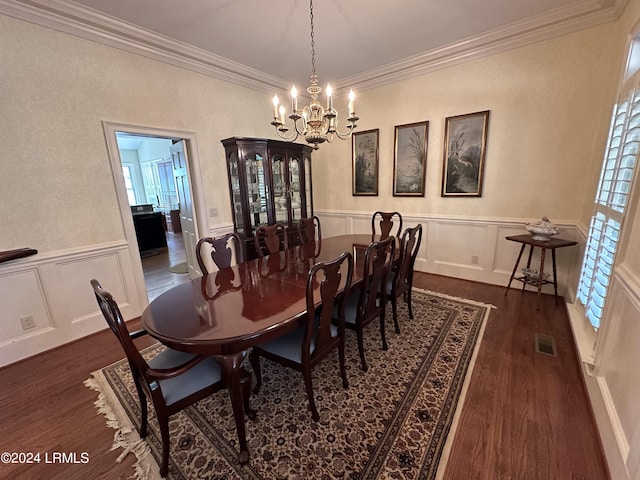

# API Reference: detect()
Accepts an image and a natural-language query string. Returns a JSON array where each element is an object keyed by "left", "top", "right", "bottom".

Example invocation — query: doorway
[{"left": 103, "top": 122, "right": 205, "bottom": 304}]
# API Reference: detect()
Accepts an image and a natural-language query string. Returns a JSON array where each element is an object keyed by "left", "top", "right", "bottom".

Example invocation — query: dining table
[{"left": 141, "top": 233, "right": 397, "bottom": 464}]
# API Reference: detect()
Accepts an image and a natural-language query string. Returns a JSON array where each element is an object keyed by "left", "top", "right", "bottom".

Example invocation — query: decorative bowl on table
[
  {"left": 525, "top": 217, "right": 559, "bottom": 241},
  {"left": 522, "top": 267, "right": 550, "bottom": 282}
]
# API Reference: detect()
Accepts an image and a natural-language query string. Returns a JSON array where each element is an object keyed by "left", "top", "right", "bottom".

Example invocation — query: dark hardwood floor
[{"left": 0, "top": 273, "right": 609, "bottom": 480}]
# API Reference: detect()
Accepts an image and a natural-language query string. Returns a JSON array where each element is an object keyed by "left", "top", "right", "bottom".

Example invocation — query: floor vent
[{"left": 535, "top": 333, "right": 557, "bottom": 357}]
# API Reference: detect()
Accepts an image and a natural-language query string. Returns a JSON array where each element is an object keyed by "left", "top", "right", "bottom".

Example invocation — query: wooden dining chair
[
  {"left": 342, "top": 236, "right": 395, "bottom": 372},
  {"left": 371, "top": 211, "right": 403, "bottom": 239},
  {"left": 298, "top": 216, "right": 321, "bottom": 244},
  {"left": 249, "top": 251, "right": 354, "bottom": 421},
  {"left": 91, "top": 279, "right": 254, "bottom": 477},
  {"left": 196, "top": 232, "right": 244, "bottom": 274},
  {"left": 387, "top": 224, "right": 423, "bottom": 333},
  {"left": 255, "top": 223, "right": 288, "bottom": 256}
]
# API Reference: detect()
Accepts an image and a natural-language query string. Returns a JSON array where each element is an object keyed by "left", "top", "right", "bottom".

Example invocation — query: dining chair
[
  {"left": 195, "top": 232, "right": 244, "bottom": 274},
  {"left": 342, "top": 236, "right": 395, "bottom": 372},
  {"left": 371, "top": 211, "right": 403, "bottom": 240},
  {"left": 91, "top": 279, "right": 254, "bottom": 477},
  {"left": 387, "top": 224, "right": 423, "bottom": 333},
  {"left": 298, "top": 216, "right": 321, "bottom": 244},
  {"left": 249, "top": 251, "right": 354, "bottom": 421},
  {"left": 254, "top": 223, "right": 288, "bottom": 257}
]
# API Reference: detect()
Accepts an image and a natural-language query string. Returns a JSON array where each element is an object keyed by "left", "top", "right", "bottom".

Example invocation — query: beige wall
[
  {"left": 313, "top": 23, "right": 622, "bottom": 229},
  {"left": 0, "top": 14, "right": 273, "bottom": 254}
]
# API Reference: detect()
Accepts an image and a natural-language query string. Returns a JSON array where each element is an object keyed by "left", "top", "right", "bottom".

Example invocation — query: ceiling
[{"left": 4, "top": 0, "right": 625, "bottom": 91}]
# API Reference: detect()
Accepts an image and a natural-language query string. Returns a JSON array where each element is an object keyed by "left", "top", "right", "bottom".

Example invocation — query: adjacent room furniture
[
  {"left": 387, "top": 224, "right": 423, "bottom": 333},
  {"left": 342, "top": 236, "right": 396, "bottom": 372},
  {"left": 141, "top": 233, "right": 397, "bottom": 464},
  {"left": 196, "top": 232, "right": 244, "bottom": 274},
  {"left": 131, "top": 205, "right": 167, "bottom": 252},
  {"left": 249, "top": 251, "right": 353, "bottom": 421},
  {"left": 221, "top": 137, "right": 313, "bottom": 259},
  {"left": 371, "top": 211, "right": 403, "bottom": 239},
  {"left": 91, "top": 279, "right": 254, "bottom": 477},
  {"left": 504, "top": 233, "right": 578, "bottom": 306}
]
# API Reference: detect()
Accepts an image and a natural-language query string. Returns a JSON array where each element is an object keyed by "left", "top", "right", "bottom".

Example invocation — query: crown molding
[
  {"left": 0, "top": 0, "right": 289, "bottom": 93},
  {"left": 338, "top": 0, "right": 627, "bottom": 91},
  {"left": 0, "top": 0, "right": 629, "bottom": 95}
]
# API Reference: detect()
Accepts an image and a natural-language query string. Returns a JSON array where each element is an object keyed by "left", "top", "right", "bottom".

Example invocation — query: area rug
[
  {"left": 85, "top": 289, "right": 492, "bottom": 479},
  {"left": 168, "top": 262, "right": 188, "bottom": 274}
]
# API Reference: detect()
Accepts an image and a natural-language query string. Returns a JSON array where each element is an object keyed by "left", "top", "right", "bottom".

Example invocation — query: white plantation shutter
[{"left": 577, "top": 90, "right": 640, "bottom": 328}]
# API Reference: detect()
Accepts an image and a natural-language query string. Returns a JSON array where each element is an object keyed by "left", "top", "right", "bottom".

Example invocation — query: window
[
  {"left": 122, "top": 165, "right": 137, "bottom": 206},
  {"left": 577, "top": 89, "right": 640, "bottom": 328}
]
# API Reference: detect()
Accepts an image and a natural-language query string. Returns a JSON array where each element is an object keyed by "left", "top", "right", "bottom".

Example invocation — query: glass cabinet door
[
  {"left": 228, "top": 152, "right": 244, "bottom": 235},
  {"left": 304, "top": 154, "right": 313, "bottom": 217},
  {"left": 245, "top": 152, "right": 268, "bottom": 230},
  {"left": 272, "top": 153, "right": 288, "bottom": 224},
  {"left": 289, "top": 155, "right": 302, "bottom": 222}
]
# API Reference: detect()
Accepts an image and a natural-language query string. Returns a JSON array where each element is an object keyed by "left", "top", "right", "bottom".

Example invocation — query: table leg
[
  {"left": 523, "top": 245, "right": 535, "bottom": 292},
  {"left": 219, "top": 352, "right": 251, "bottom": 464},
  {"left": 505, "top": 244, "right": 526, "bottom": 295},
  {"left": 537, "top": 248, "right": 547, "bottom": 307},
  {"left": 552, "top": 248, "right": 559, "bottom": 305}
]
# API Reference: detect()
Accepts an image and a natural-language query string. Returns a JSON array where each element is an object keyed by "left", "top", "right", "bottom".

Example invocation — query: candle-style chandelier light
[{"left": 270, "top": 0, "right": 359, "bottom": 150}]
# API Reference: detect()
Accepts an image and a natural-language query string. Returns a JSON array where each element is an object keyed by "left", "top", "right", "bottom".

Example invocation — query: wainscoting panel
[
  {"left": 593, "top": 265, "right": 640, "bottom": 479},
  {"left": 0, "top": 268, "right": 51, "bottom": 342},
  {"left": 0, "top": 241, "right": 142, "bottom": 367}
]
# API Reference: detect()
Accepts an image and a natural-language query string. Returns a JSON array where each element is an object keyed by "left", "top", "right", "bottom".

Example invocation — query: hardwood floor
[
  {"left": 141, "top": 232, "right": 190, "bottom": 301},
  {"left": 0, "top": 274, "right": 609, "bottom": 480}
]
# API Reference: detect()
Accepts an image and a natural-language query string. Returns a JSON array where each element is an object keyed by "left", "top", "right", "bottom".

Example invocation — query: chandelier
[{"left": 270, "top": 0, "right": 359, "bottom": 150}]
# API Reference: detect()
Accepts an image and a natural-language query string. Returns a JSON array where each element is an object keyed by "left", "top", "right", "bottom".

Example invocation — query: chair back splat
[
  {"left": 196, "top": 232, "right": 244, "bottom": 274},
  {"left": 388, "top": 224, "right": 423, "bottom": 333},
  {"left": 255, "top": 223, "right": 288, "bottom": 257},
  {"left": 249, "top": 252, "right": 353, "bottom": 422},
  {"left": 298, "top": 216, "right": 321, "bottom": 244},
  {"left": 371, "top": 211, "right": 403, "bottom": 239}
]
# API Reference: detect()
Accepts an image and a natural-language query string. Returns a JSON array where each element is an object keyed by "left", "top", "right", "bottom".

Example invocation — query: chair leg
[
  {"left": 356, "top": 326, "right": 368, "bottom": 372},
  {"left": 379, "top": 309, "right": 388, "bottom": 351},
  {"left": 131, "top": 377, "right": 148, "bottom": 438},
  {"left": 302, "top": 365, "right": 319, "bottom": 422},
  {"left": 339, "top": 339, "right": 349, "bottom": 389},
  {"left": 248, "top": 350, "right": 262, "bottom": 393},
  {"left": 158, "top": 414, "right": 170, "bottom": 478},
  {"left": 407, "top": 287, "right": 414, "bottom": 320},
  {"left": 391, "top": 296, "right": 400, "bottom": 334}
]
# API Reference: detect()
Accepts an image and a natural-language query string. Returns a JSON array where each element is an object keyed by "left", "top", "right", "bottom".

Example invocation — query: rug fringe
[
  {"left": 413, "top": 287, "right": 497, "bottom": 310},
  {"left": 84, "top": 374, "right": 161, "bottom": 480}
]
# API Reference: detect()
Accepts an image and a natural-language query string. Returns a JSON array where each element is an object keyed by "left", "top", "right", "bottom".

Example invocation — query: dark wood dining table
[{"left": 141, "top": 233, "right": 395, "bottom": 464}]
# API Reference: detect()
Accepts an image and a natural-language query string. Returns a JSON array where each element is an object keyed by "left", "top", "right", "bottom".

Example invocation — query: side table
[{"left": 504, "top": 234, "right": 578, "bottom": 306}]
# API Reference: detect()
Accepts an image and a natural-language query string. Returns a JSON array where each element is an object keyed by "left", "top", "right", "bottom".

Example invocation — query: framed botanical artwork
[
  {"left": 441, "top": 110, "right": 490, "bottom": 197},
  {"left": 352, "top": 129, "right": 379, "bottom": 196},
  {"left": 393, "top": 121, "right": 429, "bottom": 196}
]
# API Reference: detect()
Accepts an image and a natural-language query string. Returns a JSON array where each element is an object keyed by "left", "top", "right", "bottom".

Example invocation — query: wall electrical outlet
[
  {"left": 471, "top": 254, "right": 479, "bottom": 265},
  {"left": 20, "top": 315, "right": 36, "bottom": 330}
]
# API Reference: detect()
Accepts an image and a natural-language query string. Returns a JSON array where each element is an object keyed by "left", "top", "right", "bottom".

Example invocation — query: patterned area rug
[{"left": 86, "top": 289, "right": 492, "bottom": 479}]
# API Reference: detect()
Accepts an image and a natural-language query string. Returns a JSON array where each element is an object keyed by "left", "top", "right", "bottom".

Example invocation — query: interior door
[{"left": 171, "top": 140, "right": 198, "bottom": 277}]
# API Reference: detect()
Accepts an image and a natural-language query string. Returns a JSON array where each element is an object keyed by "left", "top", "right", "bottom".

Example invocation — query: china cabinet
[{"left": 221, "top": 137, "right": 314, "bottom": 259}]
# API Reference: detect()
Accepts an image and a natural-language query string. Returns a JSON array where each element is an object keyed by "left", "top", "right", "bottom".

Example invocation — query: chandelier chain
[{"left": 309, "top": 0, "right": 316, "bottom": 78}]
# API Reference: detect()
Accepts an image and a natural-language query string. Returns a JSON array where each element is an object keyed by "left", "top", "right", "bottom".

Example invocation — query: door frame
[{"left": 102, "top": 121, "right": 206, "bottom": 307}]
